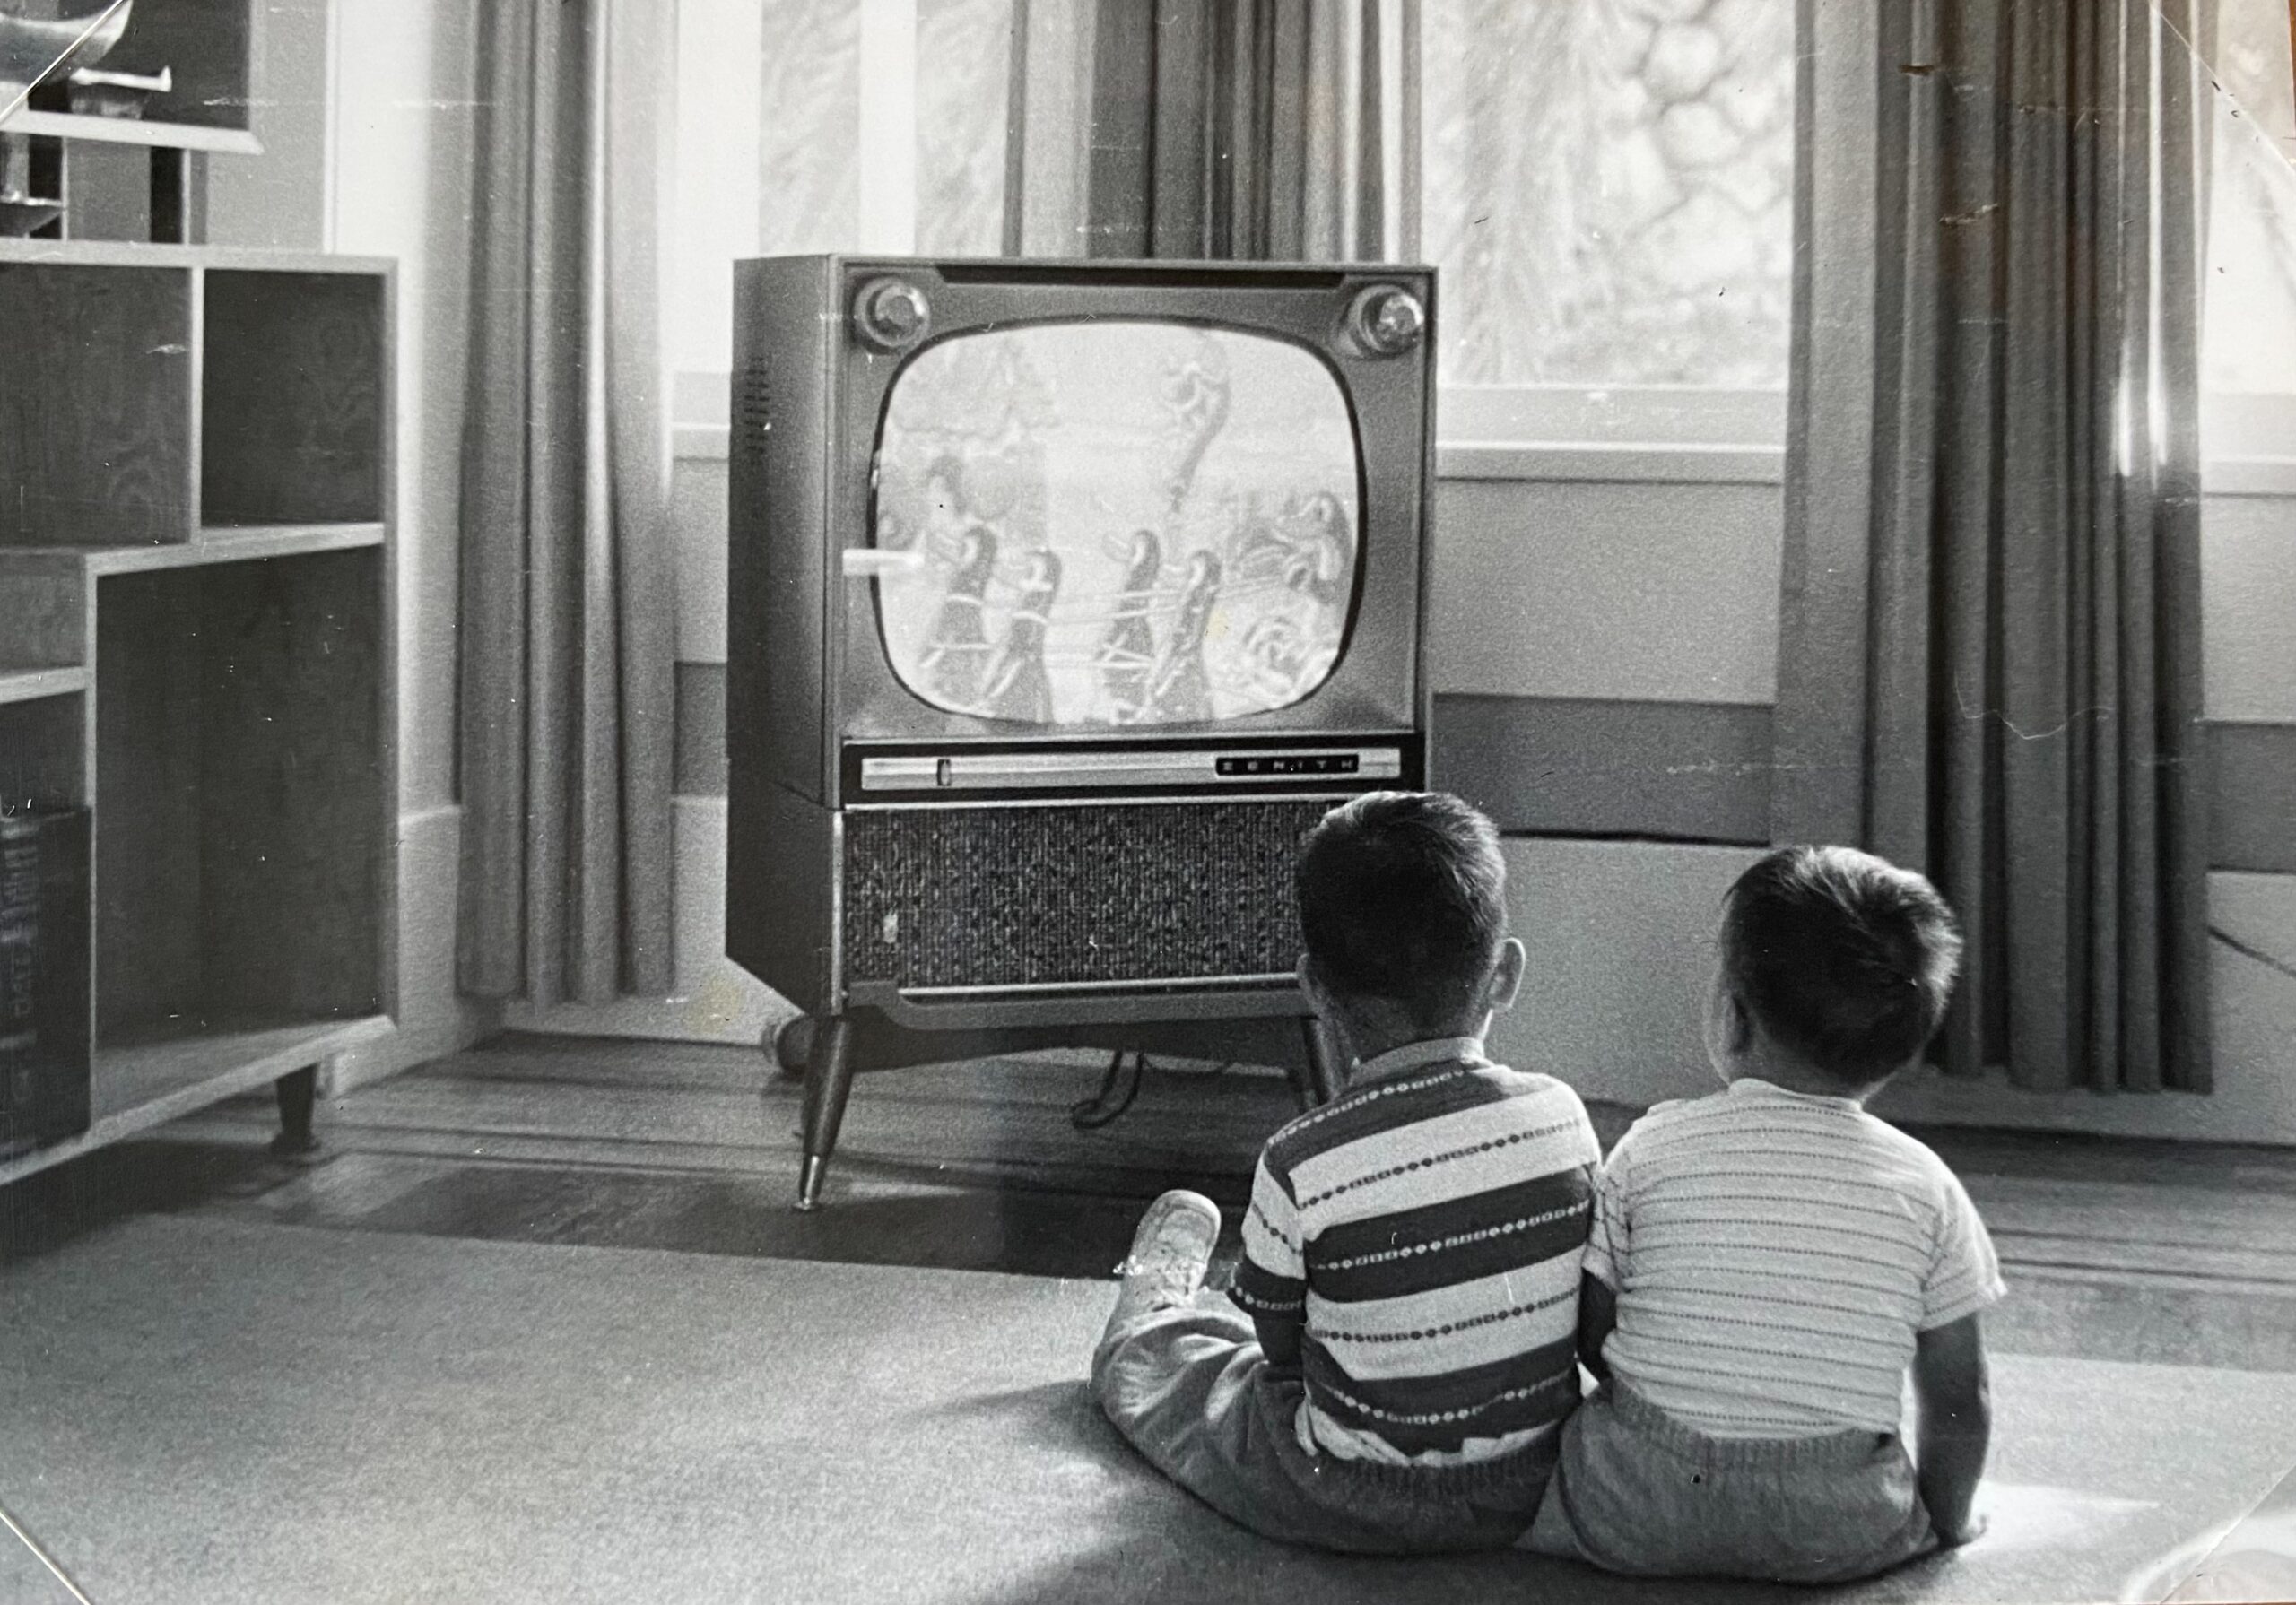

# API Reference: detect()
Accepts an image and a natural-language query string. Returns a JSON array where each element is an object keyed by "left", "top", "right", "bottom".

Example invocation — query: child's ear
[
  {"left": 1721, "top": 987, "right": 1755, "bottom": 1054},
  {"left": 1484, "top": 937, "right": 1527, "bottom": 1015}
]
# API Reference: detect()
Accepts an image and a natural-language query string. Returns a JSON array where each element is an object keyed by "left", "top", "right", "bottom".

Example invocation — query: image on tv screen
[{"left": 871, "top": 322, "right": 1361, "bottom": 727}]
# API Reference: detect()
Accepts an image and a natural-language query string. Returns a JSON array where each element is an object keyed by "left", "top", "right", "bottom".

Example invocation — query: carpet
[{"left": 3, "top": 1216, "right": 2294, "bottom": 1605}]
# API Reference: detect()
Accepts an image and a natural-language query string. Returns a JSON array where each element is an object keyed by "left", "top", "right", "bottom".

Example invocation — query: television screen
[{"left": 870, "top": 322, "right": 1361, "bottom": 727}]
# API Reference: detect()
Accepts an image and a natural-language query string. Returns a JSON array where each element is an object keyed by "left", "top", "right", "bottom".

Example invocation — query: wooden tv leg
[
  {"left": 271, "top": 1065, "right": 321, "bottom": 1158},
  {"left": 1280, "top": 1050, "right": 1318, "bottom": 1114},
  {"left": 796, "top": 1016, "right": 856, "bottom": 1211},
  {"left": 1300, "top": 1018, "right": 1347, "bottom": 1106}
]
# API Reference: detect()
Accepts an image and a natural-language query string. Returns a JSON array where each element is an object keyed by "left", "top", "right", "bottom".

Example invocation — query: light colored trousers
[
  {"left": 1522, "top": 1380, "right": 1941, "bottom": 1583},
  {"left": 1091, "top": 1295, "right": 1556, "bottom": 1555}
]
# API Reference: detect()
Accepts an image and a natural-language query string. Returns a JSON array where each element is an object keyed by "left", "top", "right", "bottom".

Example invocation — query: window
[
  {"left": 671, "top": 0, "right": 1795, "bottom": 450},
  {"left": 2203, "top": 0, "right": 2296, "bottom": 402},
  {"left": 668, "top": 0, "right": 1011, "bottom": 378},
  {"left": 1418, "top": 0, "right": 1796, "bottom": 391}
]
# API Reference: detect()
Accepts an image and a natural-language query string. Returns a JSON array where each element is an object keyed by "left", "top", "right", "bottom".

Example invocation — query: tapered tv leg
[
  {"left": 1301, "top": 1018, "right": 1347, "bottom": 1106},
  {"left": 1281, "top": 1046, "right": 1319, "bottom": 1114},
  {"left": 796, "top": 1016, "right": 857, "bottom": 1211},
  {"left": 272, "top": 1065, "right": 321, "bottom": 1158}
]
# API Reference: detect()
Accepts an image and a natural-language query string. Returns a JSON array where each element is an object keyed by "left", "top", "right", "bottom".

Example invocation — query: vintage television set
[{"left": 726, "top": 256, "right": 1434, "bottom": 1208}]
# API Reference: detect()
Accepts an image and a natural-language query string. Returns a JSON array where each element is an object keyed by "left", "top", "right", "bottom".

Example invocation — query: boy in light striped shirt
[
  {"left": 1091, "top": 792, "right": 1602, "bottom": 1553},
  {"left": 1523, "top": 846, "right": 2005, "bottom": 1582}
]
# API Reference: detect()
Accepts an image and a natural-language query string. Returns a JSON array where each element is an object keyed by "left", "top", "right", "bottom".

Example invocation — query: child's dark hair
[
  {"left": 1296, "top": 792, "right": 1507, "bottom": 1028},
  {"left": 1720, "top": 846, "right": 1963, "bottom": 1085}
]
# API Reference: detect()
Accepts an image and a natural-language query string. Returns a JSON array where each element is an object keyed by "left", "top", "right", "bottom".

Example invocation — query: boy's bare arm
[
  {"left": 1251, "top": 1310, "right": 1303, "bottom": 1375},
  {"left": 1912, "top": 1313, "right": 1991, "bottom": 1546},
  {"left": 1577, "top": 1273, "right": 1616, "bottom": 1383}
]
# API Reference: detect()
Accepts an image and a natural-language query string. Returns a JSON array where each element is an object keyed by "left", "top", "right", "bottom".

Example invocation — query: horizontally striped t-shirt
[
  {"left": 1231, "top": 1037, "right": 1601, "bottom": 1466},
  {"left": 1587, "top": 1077, "right": 2006, "bottom": 1439}
]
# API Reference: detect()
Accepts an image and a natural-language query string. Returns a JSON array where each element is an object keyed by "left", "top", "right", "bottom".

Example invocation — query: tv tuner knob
[
  {"left": 1349, "top": 284, "right": 1425, "bottom": 357},
  {"left": 855, "top": 277, "right": 931, "bottom": 351}
]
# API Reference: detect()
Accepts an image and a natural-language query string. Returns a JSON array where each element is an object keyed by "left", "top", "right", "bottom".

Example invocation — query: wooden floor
[{"left": 9, "top": 1031, "right": 2296, "bottom": 1373}]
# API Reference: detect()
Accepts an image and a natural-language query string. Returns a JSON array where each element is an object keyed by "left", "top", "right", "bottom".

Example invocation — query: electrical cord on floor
[
  {"left": 1067, "top": 1053, "right": 1237, "bottom": 1131},
  {"left": 1070, "top": 1049, "right": 1146, "bottom": 1130}
]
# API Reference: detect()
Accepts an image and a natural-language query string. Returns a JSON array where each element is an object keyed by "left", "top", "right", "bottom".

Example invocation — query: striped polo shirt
[
  {"left": 1231, "top": 1037, "right": 1601, "bottom": 1466},
  {"left": 1587, "top": 1077, "right": 2006, "bottom": 1439}
]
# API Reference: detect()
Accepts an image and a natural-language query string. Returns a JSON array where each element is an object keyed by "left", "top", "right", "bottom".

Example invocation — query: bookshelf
[{"left": 0, "top": 240, "right": 395, "bottom": 1186}]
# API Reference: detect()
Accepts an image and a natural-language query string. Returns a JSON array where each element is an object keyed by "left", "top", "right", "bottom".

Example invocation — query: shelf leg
[
  {"left": 796, "top": 1017, "right": 856, "bottom": 1212},
  {"left": 271, "top": 1065, "right": 321, "bottom": 1158},
  {"left": 1300, "top": 1018, "right": 1348, "bottom": 1107}
]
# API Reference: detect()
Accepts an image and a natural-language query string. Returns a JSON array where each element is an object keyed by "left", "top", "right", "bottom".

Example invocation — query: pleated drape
[
  {"left": 1006, "top": 0, "right": 1416, "bottom": 262},
  {"left": 1776, "top": 0, "right": 2212, "bottom": 1093},
  {"left": 457, "top": 0, "right": 676, "bottom": 1007}
]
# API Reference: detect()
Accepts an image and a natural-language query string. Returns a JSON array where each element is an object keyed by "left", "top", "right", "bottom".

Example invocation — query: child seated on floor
[
  {"left": 1091, "top": 791, "right": 1603, "bottom": 1554},
  {"left": 1523, "top": 845, "right": 2005, "bottom": 1583}
]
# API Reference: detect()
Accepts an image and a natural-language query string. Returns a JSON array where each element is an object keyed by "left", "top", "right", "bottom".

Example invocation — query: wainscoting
[{"left": 616, "top": 447, "right": 2296, "bottom": 1142}]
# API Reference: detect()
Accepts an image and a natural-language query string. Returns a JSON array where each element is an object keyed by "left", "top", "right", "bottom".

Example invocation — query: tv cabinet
[{"left": 0, "top": 241, "right": 395, "bottom": 1186}]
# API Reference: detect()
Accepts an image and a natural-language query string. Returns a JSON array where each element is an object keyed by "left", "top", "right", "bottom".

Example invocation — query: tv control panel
[{"left": 842, "top": 737, "right": 1417, "bottom": 804}]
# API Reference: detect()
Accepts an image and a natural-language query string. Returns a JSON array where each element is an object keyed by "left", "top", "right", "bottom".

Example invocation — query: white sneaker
[{"left": 1107, "top": 1190, "right": 1222, "bottom": 1328}]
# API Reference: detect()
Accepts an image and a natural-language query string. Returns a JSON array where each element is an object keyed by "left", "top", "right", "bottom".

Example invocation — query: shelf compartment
[
  {"left": 76, "top": 0, "right": 253, "bottom": 136},
  {"left": 200, "top": 270, "right": 387, "bottom": 527},
  {"left": 0, "top": 1012, "right": 389, "bottom": 1186},
  {"left": 0, "top": 263, "right": 194, "bottom": 545},
  {"left": 94, "top": 548, "right": 387, "bottom": 1046},
  {"left": 92, "top": 1013, "right": 389, "bottom": 1124}
]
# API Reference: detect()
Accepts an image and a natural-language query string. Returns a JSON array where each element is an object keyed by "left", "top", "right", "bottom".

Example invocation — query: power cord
[
  {"left": 1068, "top": 1052, "right": 1237, "bottom": 1131},
  {"left": 1070, "top": 1050, "right": 1146, "bottom": 1130}
]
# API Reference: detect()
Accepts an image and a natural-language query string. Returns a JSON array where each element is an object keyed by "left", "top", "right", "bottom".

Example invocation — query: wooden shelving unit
[{"left": 0, "top": 239, "right": 396, "bottom": 1187}]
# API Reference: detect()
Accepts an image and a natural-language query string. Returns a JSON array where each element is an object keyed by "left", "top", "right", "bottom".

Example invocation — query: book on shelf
[{"left": 0, "top": 806, "right": 91, "bottom": 1158}]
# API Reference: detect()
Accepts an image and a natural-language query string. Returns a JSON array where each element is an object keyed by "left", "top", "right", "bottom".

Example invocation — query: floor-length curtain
[
  {"left": 1005, "top": 0, "right": 1418, "bottom": 260},
  {"left": 1776, "top": 0, "right": 2212, "bottom": 1093},
  {"left": 457, "top": 0, "right": 676, "bottom": 1006}
]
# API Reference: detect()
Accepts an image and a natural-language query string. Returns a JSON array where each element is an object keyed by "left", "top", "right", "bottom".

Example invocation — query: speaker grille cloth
[{"left": 844, "top": 800, "right": 1330, "bottom": 989}]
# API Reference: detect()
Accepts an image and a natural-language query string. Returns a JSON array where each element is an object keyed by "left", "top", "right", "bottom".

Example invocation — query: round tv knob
[
  {"left": 1350, "top": 284, "right": 1425, "bottom": 356},
  {"left": 854, "top": 277, "right": 931, "bottom": 351}
]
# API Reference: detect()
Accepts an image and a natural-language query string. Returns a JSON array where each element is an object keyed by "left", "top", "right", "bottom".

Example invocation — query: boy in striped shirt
[
  {"left": 1523, "top": 846, "right": 2005, "bottom": 1582},
  {"left": 1091, "top": 792, "right": 1602, "bottom": 1553}
]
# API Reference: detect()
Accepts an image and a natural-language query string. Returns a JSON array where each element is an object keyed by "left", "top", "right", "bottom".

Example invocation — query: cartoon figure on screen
[
  {"left": 978, "top": 550, "right": 1063, "bottom": 724},
  {"left": 918, "top": 454, "right": 970, "bottom": 547},
  {"left": 1143, "top": 551, "right": 1222, "bottom": 724},
  {"left": 1283, "top": 490, "right": 1354, "bottom": 619},
  {"left": 1236, "top": 614, "right": 1323, "bottom": 706},
  {"left": 919, "top": 522, "right": 998, "bottom": 707},
  {"left": 1094, "top": 528, "right": 1162, "bottom": 723},
  {"left": 1159, "top": 336, "right": 1232, "bottom": 513}
]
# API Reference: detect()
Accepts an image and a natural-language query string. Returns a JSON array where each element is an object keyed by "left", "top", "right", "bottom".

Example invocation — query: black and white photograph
[{"left": 2, "top": 0, "right": 2293, "bottom": 1600}]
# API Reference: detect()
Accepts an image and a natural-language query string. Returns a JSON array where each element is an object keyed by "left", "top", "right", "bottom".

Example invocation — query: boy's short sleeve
[
  {"left": 1230, "top": 1153, "right": 1307, "bottom": 1316},
  {"left": 1579, "top": 1140, "right": 1632, "bottom": 1291},
  {"left": 1919, "top": 1167, "right": 2007, "bottom": 1330}
]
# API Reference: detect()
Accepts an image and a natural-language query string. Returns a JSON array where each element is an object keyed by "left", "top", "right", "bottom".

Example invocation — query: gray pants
[
  {"left": 1521, "top": 1382, "right": 1940, "bottom": 1583},
  {"left": 1091, "top": 1297, "right": 1557, "bottom": 1555}
]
